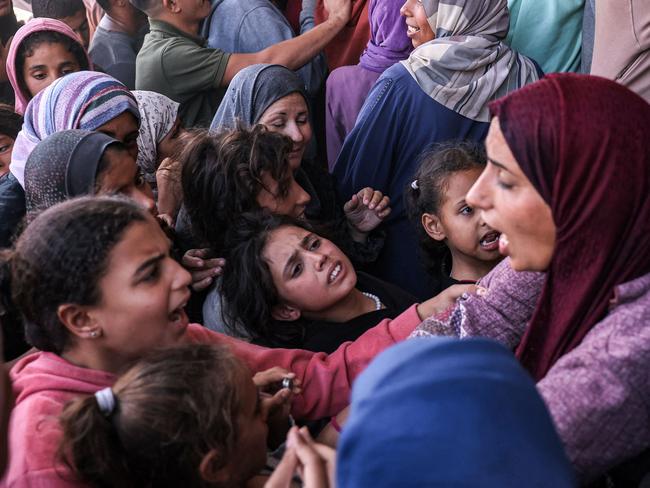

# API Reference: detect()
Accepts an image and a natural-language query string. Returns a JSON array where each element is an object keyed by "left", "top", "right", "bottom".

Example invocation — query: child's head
[
  {"left": 181, "top": 126, "right": 311, "bottom": 251},
  {"left": 32, "top": 0, "right": 89, "bottom": 48},
  {"left": 6, "top": 196, "right": 190, "bottom": 365},
  {"left": 59, "top": 343, "right": 269, "bottom": 488},
  {"left": 8, "top": 20, "right": 91, "bottom": 112},
  {"left": 407, "top": 141, "right": 501, "bottom": 278},
  {"left": 221, "top": 212, "right": 357, "bottom": 345},
  {"left": 0, "top": 104, "right": 22, "bottom": 177}
]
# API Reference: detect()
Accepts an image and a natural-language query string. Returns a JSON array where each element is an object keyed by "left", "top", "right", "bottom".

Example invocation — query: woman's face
[
  {"left": 257, "top": 93, "right": 312, "bottom": 171},
  {"left": 95, "top": 148, "right": 157, "bottom": 216},
  {"left": 0, "top": 134, "right": 14, "bottom": 177},
  {"left": 83, "top": 217, "right": 192, "bottom": 365},
  {"left": 96, "top": 112, "right": 140, "bottom": 161},
  {"left": 466, "top": 118, "right": 556, "bottom": 271},
  {"left": 156, "top": 117, "right": 186, "bottom": 165},
  {"left": 22, "top": 42, "right": 81, "bottom": 99},
  {"left": 256, "top": 170, "right": 311, "bottom": 218},
  {"left": 400, "top": 0, "right": 436, "bottom": 48},
  {"left": 263, "top": 225, "right": 357, "bottom": 318}
]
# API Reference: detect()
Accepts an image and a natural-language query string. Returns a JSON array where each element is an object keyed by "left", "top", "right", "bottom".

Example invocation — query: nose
[
  {"left": 132, "top": 187, "right": 157, "bottom": 216},
  {"left": 306, "top": 248, "right": 327, "bottom": 271},
  {"left": 286, "top": 122, "right": 304, "bottom": 144},
  {"left": 293, "top": 181, "right": 311, "bottom": 208},
  {"left": 171, "top": 258, "right": 192, "bottom": 291},
  {"left": 400, "top": 0, "right": 410, "bottom": 16},
  {"left": 466, "top": 168, "right": 491, "bottom": 211}
]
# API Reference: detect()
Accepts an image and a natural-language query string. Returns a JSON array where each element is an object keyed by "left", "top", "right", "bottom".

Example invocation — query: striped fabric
[
  {"left": 9, "top": 71, "right": 140, "bottom": 187},
  {"left": 401, "top": 0, "right": 540, "bottom": 122}
]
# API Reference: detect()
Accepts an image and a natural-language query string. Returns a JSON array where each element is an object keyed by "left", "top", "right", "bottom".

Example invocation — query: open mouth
[
  {"left": 406, "top": 25, "right": 421, "bottom": 35},
  {"left": 328, "top": 262, "right": 342, "bottom": 284},
  {"left": 479, "top": 231, "right": 501, "bottom": 251},
  {"left": 168, "top": 296, "right": 190, "bottom": 329}
]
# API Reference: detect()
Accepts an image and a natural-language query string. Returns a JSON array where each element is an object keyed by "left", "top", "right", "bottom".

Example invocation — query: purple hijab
[{"left": 358, "top": 0, "right": 413, "bottom": 73}]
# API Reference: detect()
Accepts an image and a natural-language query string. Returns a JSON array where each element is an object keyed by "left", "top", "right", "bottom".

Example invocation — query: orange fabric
[{"left": 316, "top": 0, "right": 371, "bottom": 70}]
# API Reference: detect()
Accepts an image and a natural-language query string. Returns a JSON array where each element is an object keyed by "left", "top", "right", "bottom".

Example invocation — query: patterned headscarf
[
  {"left": 24, "top": 129, "right": 117, "bottom": 212},
  {"left": 133, "top": 90, "right": 180, "bottom": 184},
  {"left": 210, "top": 64, "right": 307, "bottom": 130},
  {"left": 401, "top": 0, "right": 540, "bottom": 122},
  {"left": 9, "top": 71, "right": 140, "bottom": 187},
  {"left": 5, "top": 18, "right": 93, "bottom": 115}
]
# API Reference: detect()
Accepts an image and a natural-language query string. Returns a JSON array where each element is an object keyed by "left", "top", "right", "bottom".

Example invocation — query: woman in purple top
[
  {"left": 412, "top": 74, "right": 650, "bottom": 484},
  {"left": 324, "top": 0, "right": 411, "bottom": 169}
]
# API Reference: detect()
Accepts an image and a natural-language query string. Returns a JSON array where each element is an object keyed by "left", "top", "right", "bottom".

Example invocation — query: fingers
[
  {"left": 191, "top": 276, "right": 214, "bottom": 292},
  {"left": 253, "top": 368, "right": 294, "bottom": 387},
  {"left": 264, "top": 447, "right": 298, "bottom": 488},
  {"left": 288, "top": 428, "right": 332, "bottom": 488},
  {"left": 444, "top": 284, "right": 478, "bottom": 300},
  {"left": 356, "top": 187, "right": 374, "bottom": 206},
  {"left": 182, "top": 248, "right": 212, "bottom": 268},
  {"left": 343, "top": 194, "right": 360, "bottom": 213}
]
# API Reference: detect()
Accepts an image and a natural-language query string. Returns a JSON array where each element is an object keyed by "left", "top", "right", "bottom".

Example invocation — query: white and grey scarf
[{"left": 402, "top": 0, "right": 540, "bottom": 122}]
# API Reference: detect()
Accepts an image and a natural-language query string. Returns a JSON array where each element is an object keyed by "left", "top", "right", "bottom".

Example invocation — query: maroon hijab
[{"left": 490, "top": 74, "right": 650, "bottom": 380}]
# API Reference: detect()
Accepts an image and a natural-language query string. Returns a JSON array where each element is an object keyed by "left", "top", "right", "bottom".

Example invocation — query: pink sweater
[{"left": 1, "top": 305, "right": 421, "bottom": 487}]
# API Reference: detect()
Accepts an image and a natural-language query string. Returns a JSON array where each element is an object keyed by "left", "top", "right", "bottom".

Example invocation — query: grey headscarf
[
  {"left": 210, "top": 64, "right": 308, "bottom": 130},
  {"left": 24, "top": 130, "right": 117, "bottom": 212},
  {"left": 401, "top": 0, "right": 540, "bottom": 122}
]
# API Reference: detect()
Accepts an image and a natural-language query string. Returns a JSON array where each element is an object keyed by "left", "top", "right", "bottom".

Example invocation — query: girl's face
[
  {"left": 96, "top": 112, "right": 140, "bottom": 161},
  {"left": 82, "top": 218, "right": 192, "bottom": 366},
  {"left": 22, "top": 42, "right": 81, "bottom": 99},
  {"left": 0, "top": 134, "right": 14, "bottom": 177},
  {"left": 258, "top": 93, "right": 312, "bottom": 171},
  {"left": 263, "top": 225, "right": 357, "bottom": 319},
  {"left": 156, "top": 117, "right": 186, "bottom": 165},
  {"left": 466, "top": 118, "right": 556, "bottom": 271},
  {"left": 400, "top": 0, "right": 436, "bottom": 48},
  {"left": 424, "top": 168, "right": 502, "bottom": 263},
  {"left": 256, "top": 170, "right": 311, "bottom": 218},
  {"left": 95, "top": 148, "right": 157, "bottom": 216}
]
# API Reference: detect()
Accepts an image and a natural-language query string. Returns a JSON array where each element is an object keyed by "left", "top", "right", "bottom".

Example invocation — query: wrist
[{"left": 346, "top": 221, "right": 369, "bottom": 243}]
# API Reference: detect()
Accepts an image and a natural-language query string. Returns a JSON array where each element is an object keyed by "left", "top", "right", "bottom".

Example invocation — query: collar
[{"left": 149, "top": 18, "right": 207, "bottom": 46}]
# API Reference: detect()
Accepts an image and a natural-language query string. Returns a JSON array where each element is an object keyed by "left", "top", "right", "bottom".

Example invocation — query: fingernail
[{"left": 476, "top": 286, "right": 487, "bottom": 296}]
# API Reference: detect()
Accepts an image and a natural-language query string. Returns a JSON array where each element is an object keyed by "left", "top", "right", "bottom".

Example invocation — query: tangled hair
[
  {"left": 59, "top": 344, "right": 245, "bottom": 488},
  {"left": 406, "top": 140, "right": 487, "bottom": 276},
  {"left": 0, "top": 104, "right": 23, "bottom": 140},
  {"left": 32, "top": 0, "right": 85, "bottom": 18},
  {"left": 181, "top": 125, "right": 294, "bottom": 251},
  {"left": 15, "top": 30, "right": 90, "bottom": 98},
  {"left": 221, "top": 212, "right": 314, "bottom": 347},
  {"left": 8, "top": 196, "right": 148, "bottom": 354}
]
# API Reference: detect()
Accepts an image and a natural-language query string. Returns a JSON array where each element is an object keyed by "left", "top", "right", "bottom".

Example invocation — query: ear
[
  {"left": 421, "top": 212, "right": 446, "bottom": 242},
  {"left": 57, "top": 304, "right": 101, "bottom": 340},
  {"left": 271, "top": 304, "right": 301, "bottom": 322},
  {"left": 199, "top": 449, "right": 230, "bottom": 484},
  {"left": 161, "top": 0, "right": 179, "bottom": 13}
]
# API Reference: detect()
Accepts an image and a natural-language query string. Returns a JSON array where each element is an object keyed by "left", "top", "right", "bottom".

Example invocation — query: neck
[
  {"left": 449, "top": 249, "right": 500, "bottom": 282},
  {"left": 155, "top": 12, "right": 201, "bottom": 36},
  {"left": 105, "top": 10, "right": 144, "bottom": 37},
  {"left": 61, "top": 344, "right": 132, "bottom": 376},
  {"left": 303, "top": 288, "right": 376, "bottom": 323}
]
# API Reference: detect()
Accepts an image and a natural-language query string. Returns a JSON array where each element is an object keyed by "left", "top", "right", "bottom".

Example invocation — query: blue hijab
[{"left": 337, "top": 338, "right": 576, "bottom": 487}]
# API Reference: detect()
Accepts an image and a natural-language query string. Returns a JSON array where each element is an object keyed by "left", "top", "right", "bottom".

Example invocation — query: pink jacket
[{"left": 1, "top": 305, "right": 421, "bottom": 487}]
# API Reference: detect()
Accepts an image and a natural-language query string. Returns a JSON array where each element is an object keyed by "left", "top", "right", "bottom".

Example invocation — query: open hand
[
  {"left": 344, "top": 187, "right": 391, "bottom": 238},
  {"left": 416, "top": 284, "right": 484, "bottom": 320},
  {"left": 181, "top": 248, "right": 225, "bottom": 291}
]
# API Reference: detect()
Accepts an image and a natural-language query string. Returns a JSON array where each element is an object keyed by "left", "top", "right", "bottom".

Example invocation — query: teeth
[
  {"left": 329, "top": 264, "right": 341, "bottom": 282},
  {"left": 407, "top": 25, "right": 420, "bottom": 34}
]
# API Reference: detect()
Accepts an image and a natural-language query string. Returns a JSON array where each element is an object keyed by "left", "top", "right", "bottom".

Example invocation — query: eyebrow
[
  {"left": 133, "top": 253, "right": 165, "bottom": 281},
  {"left": 487, "top": 157, "right": 512, "bottom": 173},
  {"left": 282, "top": 233, "right": 313, "bottom": 279},
  {"left": 28, "top": 61, "right": 77, "bottom": 71}
]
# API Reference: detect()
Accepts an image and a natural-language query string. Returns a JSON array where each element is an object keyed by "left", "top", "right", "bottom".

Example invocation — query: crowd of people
[{"left": 0, "top": 0, "right": 648, "bottom": 486}]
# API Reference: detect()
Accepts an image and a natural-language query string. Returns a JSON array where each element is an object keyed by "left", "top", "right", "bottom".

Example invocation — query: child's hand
[
  {"left": 344, "top": 188, "right": 391, "bottom": 241},
  {"left": 255, "top": 368, "right": 302, "bottom": 450},
  {"left": 265, "top": 427, "right": 335, "bottom": 488},
  {"left": 181, "top": 248, "right": 225, "bottom": 291},
  {"left": 416, "top": 284, "right": 484, "bottom": 320}
]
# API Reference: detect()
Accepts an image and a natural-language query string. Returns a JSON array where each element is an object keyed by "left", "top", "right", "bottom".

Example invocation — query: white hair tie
[
  {"left": 95, "top": 387, "right": 116, "bottom": 416},
  {"left": 411, "top": 180, "right": 419, "bottom": 190}
]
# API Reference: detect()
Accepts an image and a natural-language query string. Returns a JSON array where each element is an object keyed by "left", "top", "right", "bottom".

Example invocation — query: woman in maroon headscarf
[{"left": 408, "top": 73, "right": 650, "bottom": 483}]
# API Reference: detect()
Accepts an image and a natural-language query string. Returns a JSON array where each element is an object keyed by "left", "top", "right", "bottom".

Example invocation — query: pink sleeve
[{"left": 187, "top": 304, "right": 422, "bottom": 419}]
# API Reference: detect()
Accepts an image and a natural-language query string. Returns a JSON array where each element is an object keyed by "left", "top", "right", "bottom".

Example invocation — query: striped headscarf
[
  {"left": 401, "top": 0, "right": 540, "bottom": 122},
  {"left": 9, "top": 71, "right": 140, "bottom": 187}
]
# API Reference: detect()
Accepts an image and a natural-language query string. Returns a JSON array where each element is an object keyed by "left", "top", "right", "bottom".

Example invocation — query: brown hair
[{"left": 59, "top": 344, "right": 245, "bottom": 487}]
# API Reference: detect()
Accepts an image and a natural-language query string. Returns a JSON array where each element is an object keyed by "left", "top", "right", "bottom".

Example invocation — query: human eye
[
  {"left": 459, "top": 205, "right": 473, "bottom": 216},
  {"left": 141, "top": 263, "right": 161, "bottom": 283},
  {"left": 309, "top": 237, "right": 321, "bottom": 250},
  {"left": 496, "top": 170, "right": 514, "bottom": 189},
  {"left": 0, "top": 144, "right": 9, "bottom": 154},
  {"left": 31, "top": 71, "right": 46, "bottom": 80},
  {"left": 296, "top": 115, "right": 308, "bottom": 124},
  {"left": 290, "top": 262, "right": 303, "bottom": 278}
]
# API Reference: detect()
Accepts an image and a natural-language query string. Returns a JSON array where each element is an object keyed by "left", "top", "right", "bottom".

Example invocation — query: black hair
[
  {"left": 0, "top": 104, "right": 23, "bottom": 140},
  {"left": 181, "top": 125, "right": 294, "bottom": 252},
  {"left": 220, "top": 211, "right": 315, "bottom": 347},
  {"left": 15, "top": 30, "right": 89, "bottom": 100},
  {"left": 6, "top": 196, "right": 148, "bottom": 354},
  {"left": 32, "top": 0, "right": 85, "bottom": 18},
  {"left": 406, "top": 140, "right": 487, "bottom": 276}
]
